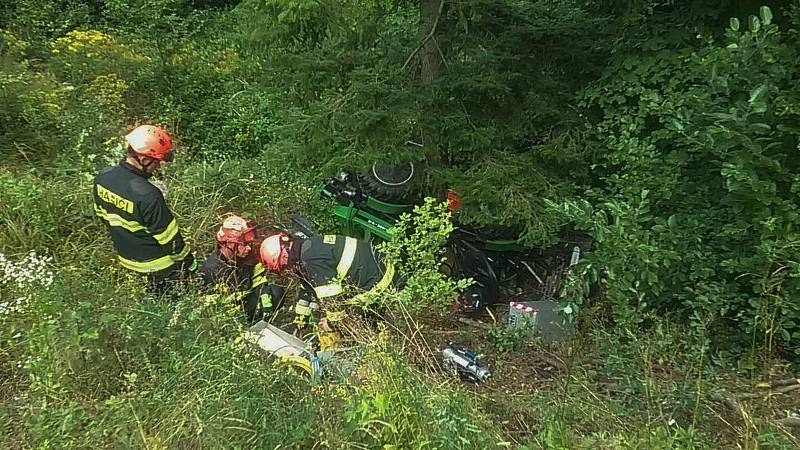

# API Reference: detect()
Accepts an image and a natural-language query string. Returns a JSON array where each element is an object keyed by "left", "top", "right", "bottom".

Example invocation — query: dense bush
[{"left": 559, "top": 5, "right": 800, "bottom": 354}]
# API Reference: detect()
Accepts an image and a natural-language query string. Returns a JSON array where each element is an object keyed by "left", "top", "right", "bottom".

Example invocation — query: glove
[
  {"left": 293, "top": 298, "right": 319, "bottom": 324},
  {"left": 318, "top": 331, "right": 341, "bottom": 350}
]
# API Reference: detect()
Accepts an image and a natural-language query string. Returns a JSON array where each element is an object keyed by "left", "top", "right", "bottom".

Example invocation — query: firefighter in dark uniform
[
  {"left": 257, "top": 232, "right": 402, "bottom": 330},
  {"left": 199, "top": 214, "right": 285, "bottom": 323},
  {"left": 92, "top": 125, "right": 196, "bottom": 294}
]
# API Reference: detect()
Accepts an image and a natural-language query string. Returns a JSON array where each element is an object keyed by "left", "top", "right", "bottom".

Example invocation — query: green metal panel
[
  {"left": 351, "top": 211, "right": 394, "bottom": 242},
  {"left": 332, "top": 204, "right": 395, "bottom": 242},
  {"left": 365, "top": 196, "right": 414, "bottom": 215}
]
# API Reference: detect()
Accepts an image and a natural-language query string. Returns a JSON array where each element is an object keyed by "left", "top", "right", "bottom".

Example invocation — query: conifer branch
[{"left": 401, "top": 0, "right": 446, "bottom": 72}]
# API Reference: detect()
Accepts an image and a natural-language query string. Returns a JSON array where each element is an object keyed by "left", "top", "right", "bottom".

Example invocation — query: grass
[{"left": 1, "top": 158, "right": 799, "bottom": 449}]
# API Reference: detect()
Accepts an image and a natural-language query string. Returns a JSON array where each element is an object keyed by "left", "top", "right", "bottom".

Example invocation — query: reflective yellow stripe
[
  {"left": 118, "top": 255, "right": 175, "bottom": 273},
  {"left": 251, "top": 263, "right": 267, "bottom": 288},
  {"left": 94, "top": 205, "right": 147, "bottom": 233},
  {"left": 152, "top": 218, "right": 179, "bottom": 245},
  {"left": 259, "top": 293, "right": 273, "bottom": 309},
  {"left": 336, "top": 237, "right": 357, "bottom": 279},
  {"left": 251, "top": 275, "right": 268, "bottom": 289},
  {"left": 96, "top": 184, "right": 134, "bottom": 214},
  {"left": 253, "top": 263, "right": 266, "bottom": 278},
  {"left": 117, "top": 245, "right": 190, "bottom": 273},
  {"left": 372, "top": 261, "right": 395, "bottom": 292},
  {"left": 351, "top": 262, "right": 396, "bottom": 305},
  {"left": 314, "top": 283, "right": 344, "bottom": 299},
  {"left": 311, "top": 237, "right": 355, "bottom": 300}
]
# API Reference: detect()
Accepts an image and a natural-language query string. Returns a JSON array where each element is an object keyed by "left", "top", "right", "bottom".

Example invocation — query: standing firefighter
[
  {"left": 257, "top": 232, "right": 402, "bottom": 330},
  {"left": 199, "top": 214, "right": 285, "bottom": 323},
  {"left": 92, "top": 125, "right": 196, "bottom": 294}
]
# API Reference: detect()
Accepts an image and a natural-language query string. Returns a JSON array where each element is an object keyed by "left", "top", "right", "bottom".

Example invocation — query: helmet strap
[
  {"left": 125, "top": 151, "right": 156, "bottom": 177},
  {"left": 140, "top": 156, "right": 159, "bottom": 174}
]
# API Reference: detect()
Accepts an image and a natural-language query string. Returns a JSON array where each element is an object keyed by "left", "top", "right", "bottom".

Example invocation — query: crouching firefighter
[
  {"left": 257, "top": 232, "right": 403, "bottom": 332},
  {"left": 92, "top": 125, "right": 196, "bottom": 294},
  {"left": 199, "top": 214, "right": 285, "bottom": 323}
]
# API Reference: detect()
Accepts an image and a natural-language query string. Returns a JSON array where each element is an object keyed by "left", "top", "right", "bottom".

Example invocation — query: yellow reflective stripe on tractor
[
  {"left": 94, "top": 205, "right": 147, "bottom": 233},
  {"left": 336, "top": 237, "right": 358, "bottom": 279},
  {"left": 314, "top": 283, "right": 344, "bottom": 299},
  {"left": 152, "top": 218, "right": 179, "bottom": 245},
  {"left": 117, "top": 245, "right": 190, "bottom": 273}
]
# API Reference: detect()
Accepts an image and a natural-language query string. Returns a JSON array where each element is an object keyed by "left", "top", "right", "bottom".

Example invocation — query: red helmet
[
  {"left": 125, "top": 125, "right": 174, "bottom": 162},
  {"left": 216, "top": 214, "right": 257, "bottom": 260},
  {"left": 259, "top": 232, "right": 292, "bottom": 273}
]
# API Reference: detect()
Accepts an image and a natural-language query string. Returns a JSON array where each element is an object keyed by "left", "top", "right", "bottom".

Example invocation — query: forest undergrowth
[{"left": 2, "top": 1, "right": 799, "bottom": 448}]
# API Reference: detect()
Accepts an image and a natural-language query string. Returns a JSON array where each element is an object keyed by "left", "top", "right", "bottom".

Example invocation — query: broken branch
[
  {"left": 457, "top": 317, "right": 491, "bottom": 330},
  {"left": 770, "top": 378, "right": 800, "bottom": 388},
  {"left": 401, "top": 0, "right": 446, "bottom": 72}
]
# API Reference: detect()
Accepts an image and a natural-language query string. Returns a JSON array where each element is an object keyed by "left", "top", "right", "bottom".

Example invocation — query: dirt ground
[{"left": 411, "top": 306, "right": 568, "bottom": 395}]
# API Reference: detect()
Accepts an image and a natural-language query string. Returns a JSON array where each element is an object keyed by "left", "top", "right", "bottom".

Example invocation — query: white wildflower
[{"left": 0, "top": 251, "right": 55, "bottom": 317}]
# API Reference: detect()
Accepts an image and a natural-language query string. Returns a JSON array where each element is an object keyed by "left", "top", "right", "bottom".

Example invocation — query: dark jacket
[
  {"left": 92, "top": 162, "right": 191, "bottom": 273},
  {"left": 199, "top": 249, "right": 258, "bottom": 291},
  {"left": 297, "top": 234, "right": 399, "bottom": 300},
  {"left": 199, "top": 249, "right": 285, "bottom": 323}
]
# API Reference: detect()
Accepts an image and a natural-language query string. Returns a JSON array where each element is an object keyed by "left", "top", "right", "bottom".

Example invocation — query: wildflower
[
  {"left": 51, "top": 29, "right": 150, "bottom": 66},
  {"left": 0, "top": 251, "right": 55, "bottom": 318}
]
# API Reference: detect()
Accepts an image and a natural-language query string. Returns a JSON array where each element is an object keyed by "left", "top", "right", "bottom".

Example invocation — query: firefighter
[
  {"left": 92, "top": 125, "right": 196, "bottom": 294},
  {"left": 199, "top": 214, "right": 285, "bottom": 323},
  {"left": 257, "top": 232, "right": 402, "bottom": 329}
]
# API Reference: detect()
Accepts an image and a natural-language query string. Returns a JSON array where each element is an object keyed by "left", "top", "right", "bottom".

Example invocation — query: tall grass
[{"left": 0, "top": 158, "right": 797, "bottom": 449}]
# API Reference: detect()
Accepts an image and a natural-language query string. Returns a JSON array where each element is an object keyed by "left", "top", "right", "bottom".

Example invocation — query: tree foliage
[{"left": 559, "top": 4, "right": 800, "bottom": 353}]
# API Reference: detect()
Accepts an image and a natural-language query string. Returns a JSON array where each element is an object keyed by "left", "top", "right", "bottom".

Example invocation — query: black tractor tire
[{"left": 359, "top": 162, "right": 420, "bottom": 204}]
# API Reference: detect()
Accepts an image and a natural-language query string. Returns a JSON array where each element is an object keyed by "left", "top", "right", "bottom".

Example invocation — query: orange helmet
[
  {"left": 259, "top": 232, "right": 292, "bottom": 273},
  {"left": 125, "top": 125, "right": 174, "bottom": 161},
  {"left": 216, "top": 214, "right": 257, "bottom": 260}
]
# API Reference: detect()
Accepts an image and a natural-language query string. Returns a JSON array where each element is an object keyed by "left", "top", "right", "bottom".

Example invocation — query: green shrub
[
  {"left": 339, "top": 339, "right": 503, "bottom": 449},
  {"left": 564, "top": 6, "right": 800, "bottom": 354},
  {"left": 376, "top": 198, "right": 471, "bottom": 314}
]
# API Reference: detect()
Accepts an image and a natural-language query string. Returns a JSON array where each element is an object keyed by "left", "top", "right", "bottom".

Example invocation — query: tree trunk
[
  {"left": 419, "top": 0, "right": 443, "bottom": 86},
  {"left": 418, "top": 0, "right": 444, "bottom": 164}
]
